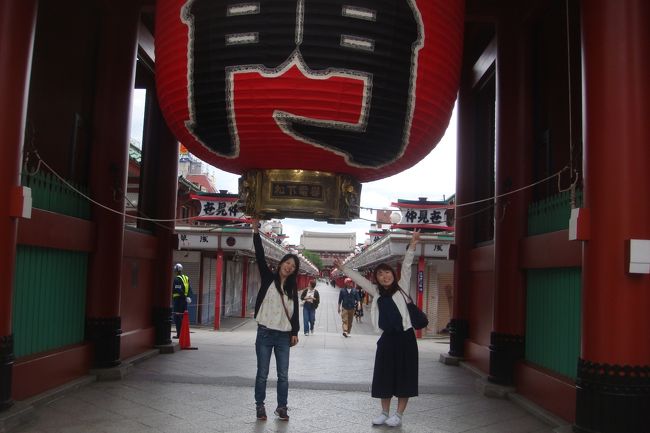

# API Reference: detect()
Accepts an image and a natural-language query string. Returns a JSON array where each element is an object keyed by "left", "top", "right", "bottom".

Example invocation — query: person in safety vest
[{"left": 172, "top": 263, "right": 192, "bottom": 339}]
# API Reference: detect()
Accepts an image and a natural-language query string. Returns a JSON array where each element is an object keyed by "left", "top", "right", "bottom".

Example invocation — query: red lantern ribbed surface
[{"left": 156, "top": 0, "right": 464, "bottom": 182}]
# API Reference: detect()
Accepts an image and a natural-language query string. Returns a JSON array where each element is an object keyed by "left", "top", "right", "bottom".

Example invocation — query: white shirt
[
  {"left": 303, "top": 288, "right": 316, "bottom": 302},
  {"left": 256, "top": 281, "right": 294, "bottom": 331}
]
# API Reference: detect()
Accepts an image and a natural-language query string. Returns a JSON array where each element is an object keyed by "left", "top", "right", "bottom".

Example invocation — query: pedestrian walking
[
  {"left": 300, "top": 279, "right": 320, "bottom": 335},
  {"left": 338, "top": 277, "right": 360, "bottom": 337},
  {"left": 334, "top": 229, "right": 421, "bottom": 427},
  {"left": 251, "top": 219, "right": 300, "bottom": 422},
  {"left": 355, "top": 285, "right": 365, "bottom": 323}
]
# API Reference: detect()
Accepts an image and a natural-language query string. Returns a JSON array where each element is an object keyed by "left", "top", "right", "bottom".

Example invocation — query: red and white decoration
[{"left": 156, "top": 0, "right": 463, "bottom": 182}]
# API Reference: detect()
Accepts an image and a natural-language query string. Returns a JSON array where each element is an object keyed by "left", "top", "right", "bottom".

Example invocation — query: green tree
[{"left": 301, "top": 250, "right": 323, "bottom": 270}]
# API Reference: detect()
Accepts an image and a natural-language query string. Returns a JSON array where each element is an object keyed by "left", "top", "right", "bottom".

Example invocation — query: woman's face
[
  {"left": 375, "top": 268, "right": 395, "bottom": 287},
  {"left": 279, "top": 257, "right": 297, "bottom": 279}
]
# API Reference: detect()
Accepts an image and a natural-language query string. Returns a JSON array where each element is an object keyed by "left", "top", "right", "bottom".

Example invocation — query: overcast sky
[{"left": 131, "top": 90, "right": 456, "bottom": 246}]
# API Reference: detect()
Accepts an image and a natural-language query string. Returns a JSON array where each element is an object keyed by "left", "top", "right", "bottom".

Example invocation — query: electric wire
[{"left": 26, "top": 150, "right": 567, "bottom": 226}]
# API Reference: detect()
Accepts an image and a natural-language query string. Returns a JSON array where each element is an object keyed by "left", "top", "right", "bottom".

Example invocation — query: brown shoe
[{"left": 274, "top": 406, "right": 289, "bottom": 421}]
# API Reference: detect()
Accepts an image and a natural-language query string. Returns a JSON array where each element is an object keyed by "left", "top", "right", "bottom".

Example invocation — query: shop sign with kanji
[
  {"left": 178, "top": 233, "right": 218, "bottom": 249},
  {"left": 191, "top": 194, "right": 247, "bottom": 222},
  {"left": 391, "top": 202, "right": 454, "bottom": 231}
]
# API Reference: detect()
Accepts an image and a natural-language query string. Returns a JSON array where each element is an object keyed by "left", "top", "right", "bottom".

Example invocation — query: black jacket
[
  {"left": 252, "top": 233, "right": 300, "bottom": 336},
  {"left": 300, "top": 288, "right": 320, "bottom": 309}
]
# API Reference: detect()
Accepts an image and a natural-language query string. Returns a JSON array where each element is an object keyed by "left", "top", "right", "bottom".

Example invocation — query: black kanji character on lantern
[
  {"left": 183, "top": 0, "right": 421, "bottom": 167},
  {"left": 293, "top": 0, "right": 420, "bottom": 167},
  {"left": 203, "top": 201, "right": 216, "bottom": 215},
  {"left": 216, "top": 202, "right": 228, "bottom": 216},
  {"left": 430, "top": 210, "right": 442, "bottom": 224},
  {"left": 228, "top": 203, "right": 240, "bottom": 216},
  {"left": 417, "top": 209, "right": 429, "bottom": 223},
  {"left": 404, "top": 210, "right": 417, "bottom": 223},
  {"left": 183, "top": 0, "right": 296, "bottom": 156}
]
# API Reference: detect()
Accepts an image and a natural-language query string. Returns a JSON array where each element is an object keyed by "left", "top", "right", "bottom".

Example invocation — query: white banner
[
  {"left": 391, "top": 205, "right": 454, "bottom": 231},
  {"left": 192, "top": 194, "right": 247, "bottom": 222},
  {"left": 178, "top": 233, "right": 218, "bottom": 250}
]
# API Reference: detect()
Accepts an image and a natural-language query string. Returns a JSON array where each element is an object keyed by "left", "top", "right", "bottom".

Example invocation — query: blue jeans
[
  {"left": 255, "top": 326, "right": 290, "bottom": 408},
  {"left": 303, "top": 305, "right": 316, "bottom": 334}
]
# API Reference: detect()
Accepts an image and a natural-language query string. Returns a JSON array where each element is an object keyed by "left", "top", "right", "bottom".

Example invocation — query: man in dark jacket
[{"left": 338, "top": 278, "right": 360, "bottom": 337}]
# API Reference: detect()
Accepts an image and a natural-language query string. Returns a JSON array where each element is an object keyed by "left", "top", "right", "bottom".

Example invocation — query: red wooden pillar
[
  {"left": 576, "top": 2, "right": 650, "bottom": 431},
  {"left": 415, "top": 255, "right": 425, "bottom": 338},
  {"left": 85, "top": 0, "right": 140, "bottom": 368},
  {"left": 147, "top": 96, "right": 179, "bottom": 346},
  {"left": 0, "top": 0, "right": 37, "bottom": 411},
  {"left": 213, "top": 250, "right": 223, "bottom": 330},
  {"left": 489, "top": 12, "right": 532, "bottom": 385},
  {"left": 449, "top": 36, "right": 483, "bottom": 359},
  {"left": 241, "top": 257, "right": 249, "bottom": 317}
]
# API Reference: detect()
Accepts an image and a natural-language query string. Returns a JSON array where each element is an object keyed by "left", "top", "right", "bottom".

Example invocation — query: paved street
[{"left": 5, "top": 282, "right": 568, "bottom": 433}]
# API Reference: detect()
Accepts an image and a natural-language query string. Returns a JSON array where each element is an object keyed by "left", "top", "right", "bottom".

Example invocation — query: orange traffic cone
[{"left": 179, "top": 310, "right": 197, "bottom": 350}]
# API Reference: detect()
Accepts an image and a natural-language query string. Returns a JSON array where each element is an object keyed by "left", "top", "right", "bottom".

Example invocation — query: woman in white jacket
[{"left": 334, "top": 229, "right": 421, "bottom": 428}]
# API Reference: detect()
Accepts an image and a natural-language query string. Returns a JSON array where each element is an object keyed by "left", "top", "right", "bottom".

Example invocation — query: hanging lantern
[{"left": 156, "top": 0, "right": 464, "bottom": 222}]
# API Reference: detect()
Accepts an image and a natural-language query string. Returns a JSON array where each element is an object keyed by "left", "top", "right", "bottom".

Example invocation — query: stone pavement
[{"left": 3, "top": 282, "right": 571, "bottom": 433}]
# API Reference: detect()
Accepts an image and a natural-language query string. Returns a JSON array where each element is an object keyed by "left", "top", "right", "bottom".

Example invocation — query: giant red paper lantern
[{"left": 156, "top": 0, "right": 464, "bottom": 220}]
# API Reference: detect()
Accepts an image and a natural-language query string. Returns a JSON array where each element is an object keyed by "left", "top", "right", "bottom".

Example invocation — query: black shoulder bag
[{"left": 399, "top": 289, "right": 429, "bottom": 330}]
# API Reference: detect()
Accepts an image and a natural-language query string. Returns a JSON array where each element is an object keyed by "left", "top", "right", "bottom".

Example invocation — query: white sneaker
[
  {"left": 385, "top": 413, "right": 402, "bottom": 427},
  {"left": 372, "top": 412, "right": 389, "bottom": 425}
]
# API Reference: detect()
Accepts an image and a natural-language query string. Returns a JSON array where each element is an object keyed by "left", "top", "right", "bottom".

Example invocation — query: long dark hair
[
  {"left": 274, "top": 253, "right": 300, "bottom": 299},
  {"left": 373, "top": 263, "right": 401, "bottom": 296}
]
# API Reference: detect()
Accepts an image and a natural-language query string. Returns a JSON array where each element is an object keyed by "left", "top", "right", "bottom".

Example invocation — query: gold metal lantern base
[{"left": 239, "top": 169, "right": 361, "bottom": 223}]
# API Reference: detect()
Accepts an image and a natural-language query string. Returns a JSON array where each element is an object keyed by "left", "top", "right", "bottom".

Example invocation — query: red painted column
[
  {"left": 241, "top": 257, "right": 249, "bottom": 317},
  {"left": 415, "top": 255, "right": 425, "bottom": 338},
  {"left": 449, "top": 57, "right": 475, "bottom": 358},
  {"left": 147, "top": 96, "right": 179, "bottom": 346},
  {"left": 213, "top": 250, "right": 223, "bottom": 330},
  {"left": 85, "top": 0, "right": 140, "bottom": 368},
  {"left": 489, "top": 12, "right": 532, "bottom": 385},
  {"left": 0, "top": 0, "right": 37, "bottom": 411},
  {"left": 576, "top": 2, "right": 650, "bottom": 431}
]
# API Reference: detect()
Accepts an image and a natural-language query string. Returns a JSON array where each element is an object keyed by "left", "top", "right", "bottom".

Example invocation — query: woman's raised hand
[{"left": 409, "top": 228, "right": 421, "bottom": 249}]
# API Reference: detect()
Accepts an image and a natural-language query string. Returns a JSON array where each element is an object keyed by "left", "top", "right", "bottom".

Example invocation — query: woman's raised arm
[{"left": 333, "top": 258, "right": 377, "bottom": 297}]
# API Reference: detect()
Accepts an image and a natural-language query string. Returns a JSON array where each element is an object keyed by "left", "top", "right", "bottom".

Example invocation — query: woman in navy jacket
[
  {"left": 251, "top": 219, "right": 300, "bottom": 422},
  {"left": 334, "top": 229, "right": 421, "bottom": 428}
]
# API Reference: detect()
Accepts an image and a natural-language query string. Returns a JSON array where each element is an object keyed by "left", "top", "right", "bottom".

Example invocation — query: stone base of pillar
[
  {"left": 476, "top": 377, "right": 515, "bottom": 398},
  {"left": 575, "top": 358, "right": 650, "bottom": 433},
  {"left": 0, "top": 335, "right": 14, "bottom": 411},
  {"left": 439, "top": 352, "right": 462, "bottom": 366},
  {"left": 85, "top": 317, "right": 122, "bottom": 368},
  {"left": 448, "top": 318, "right": 468, "bottom": 357},
  {"left": 488, "top": 332, "right": 524, "bottom": 386},
  {"left": 152, "top": 307, "right": 172, "bottom": 346}
]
